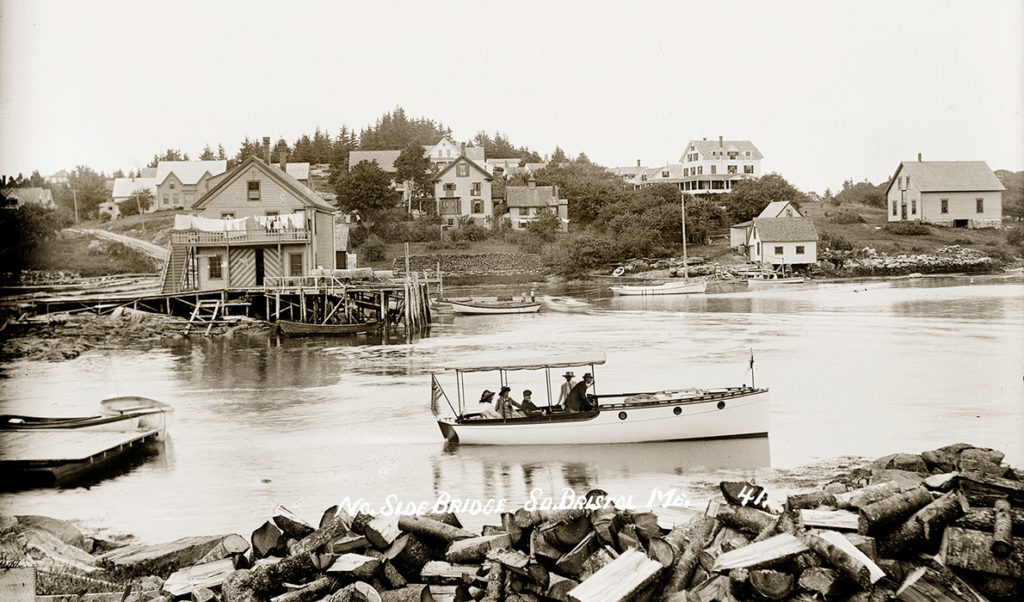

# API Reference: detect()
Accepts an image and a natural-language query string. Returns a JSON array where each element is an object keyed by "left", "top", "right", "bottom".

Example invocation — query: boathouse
[
  {"left": 730, "top": 200, "right": 805, "bottom": 249},
  {"left": 161, "top": 156, "right": 337, "bottom": 293},
  {"left": 747, "top": 217, "right": 818, "bottom": 267}
]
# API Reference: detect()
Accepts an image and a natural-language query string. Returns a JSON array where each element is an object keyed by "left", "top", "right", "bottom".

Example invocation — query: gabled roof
[
  {"left": 884, "top": 161, "right": 1005, "bottom": 196},
  {"left": 506, "top": 183, "right": 565, "bottom": 208},
  {"left": 192, "top": 156, "right": 334, "bottom": 212},
  {"left": 349, "top": 150, "right": 402, "bottom": 172},
  {"left": 156, "top": 161, "right": 227, "bottom": 186},
  {"left": 682, "top": 139, "right": 763, "bottom": 162},
  {"left": 433, "top": 155, "right": 493, "bottom": 181},
  {"left": 758, "top": 201, "right": 804, "bottom": 218},
  {"left": 112, "top": 177, "right": 159, "bottom": 199},
  {"left": 751, "top": 217, "right": 818, "bottom": 242},
  {"left": 3, "top": 187, "right": 54, "bottom": 206}
]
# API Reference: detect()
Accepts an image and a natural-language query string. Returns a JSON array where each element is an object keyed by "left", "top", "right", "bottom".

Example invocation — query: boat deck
[{"left": 0, "top": 428, "right": 160, "bottom": 464}]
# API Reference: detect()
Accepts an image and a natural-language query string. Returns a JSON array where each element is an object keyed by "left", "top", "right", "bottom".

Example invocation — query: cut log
[
  {"left": 797, "top": 567, "right": 850, "bottom": 597},
  {"left": 274, "top": 507, "right": 316, "bottom": 540},
  {"left": 351, "top": 512, "right": 375, "bottom": 535},
  {"left": 877, "top": 491, "right": 960, "bottom": 556},
  {"left": 546, "top": 574, "right": 578, "bottom": 602},
  {"left": 577, "top": 547, "right": 616, "bottom": 582},
  {"left": 721, "top": 535, "right": 751, "bottom": 553},
  {"left": 445, "top": 533, "right": 511, "bottom": 564},
  {"left": 566, "top": 548, "right": 662, "bottom": 602},
  {"left": 555, "top": 532, "right": 599, "bottom": 578},
  {"left": 332, "top": 535, "right": 369, "bottom": 554},
  {"left": 645, "top": 537, "right": 676, "bottom": 567},
  {"left": 748, "top": 569, "right": 794, "bottom": 600},
  {"left": 541, "top": 515, "right": 593, "bottom": 552},
  {"left": 327, "top": 554, "right": 382, "bottom": 581},
  {"left": 428, "top": 584, "right": 472, "bottom": 602},
  {"left": 385, "top": 534, "right": 433, "bottom": 580},
  {"left": 484, "top": 548, "right": 530, "bottom": 575},
  {"left": 913, "top": 490, "right": 963, "bottom": 540},
  {"left": 728, "top": 567, "right": 749, "bottom": 598},
  {"left": 96, "top": 534, "right": 236, "bottom": 579},
  {"left": 197, "top": 534, "right": 250, "bottom": 565},
  {"left": 424, "top": 512, "right": 463, "bottom": 528},
  {"left": 590, "top": 506, "right": 617, "bottom": 546},
  {"left": 786, "top": 490, "right": 837, "bottom": 511},
  {"left": 382, "top": 562, "right": 407, "bottom": 589},
  {"left": 956, "top": 507, "right": 1024, "bottom": 535},
  {"left": 366, "top": 516, "right": 401, "bottom": 549},
  {"left": 715, "top": 505, "right": 775, "bottom": 536},
  {"left": 663, "top": 515, "right": 717, "bottom": 592},
  {"left": 795, "top": 530, "right": 879, "bottom": 589},
  {"left": 251, "top": 522, "right": 287, "bottom": 561},
  {"left": 711, "top": 533, "right": 808, "bottom": 572},
  {"left": 685, "top": 574, "right": 731, "bottom": 602},
  {"left": 858, "top": 487, "right": 933, "bottom": 533},
  {"left": 270, "top": 576, "right": 340, "bottom": 602},
  {"left": 500, "top": 512, "right": 523, "bottom": 547},
  {"left": 529, "top": 528, "right": 563, "bottom": 563},
  {"left": 614, "top": 524, "right": 642, "bottom": 552},
  {"left": 379, "top": 584, "right": 431, "bottom": 602},
  {"left": 163, "top": 558, "right": 237, "bottom": 597},
  {"left": 721, "top": 481, "right": 770, "bottom": 510},
  {"left": 419, "top": 561, "right": 479, "bottom": 586},
  {"left": 895, "top": 566, "right": 989, "bottom": 602},
  {"left": 834, "top": 481, "right": 901, "bottom": 509},
  {"left": 398, "top": 516, "right": 474, "bottom": 544},
  {"left": 958, "top": 471, "right": 1024, "bottom": 506},
  {"left": 328, "top": 581, "right": 383, "bottom": 602},
  {"left": 940, "top": 525, "right": 1024, "bottom": 579},
  {"left": 799, "top": 509, "right": 859, "bottom": 531},
  {"left": 513, "top": 507, "right": 585, "bottom": 529},
  {"left": 843, "top": 534, "right": 877, "bottom": 562},
  {"left": 993, "top": 498, "right": 1013, "bottom": 557}
]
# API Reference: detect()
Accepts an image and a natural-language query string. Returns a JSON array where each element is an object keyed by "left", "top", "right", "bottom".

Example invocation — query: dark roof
[
  {"left": 752, "top": 217, "right": 818, "bottom": 242},
  {"left": 506, "top": 184, "right": 565, "bottom": 208},
  {"left": 885, "top": 161, "right": 1005, "bottom": 196},
  {"left": 433, "top": 155, "right": 493, "bottom": 181},
  {"left": 192, "top": 156, "right": 334, "bottom": 212}
]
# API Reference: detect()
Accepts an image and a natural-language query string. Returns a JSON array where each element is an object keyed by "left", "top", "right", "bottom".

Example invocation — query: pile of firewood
[{"left": 116, "top": 442, "right": 1022, "bottom": 601}]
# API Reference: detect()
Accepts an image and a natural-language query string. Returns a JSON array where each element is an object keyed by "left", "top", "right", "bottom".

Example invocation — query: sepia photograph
[{"left": 1, "top": 1, "right": 1022, "bottom": 600}]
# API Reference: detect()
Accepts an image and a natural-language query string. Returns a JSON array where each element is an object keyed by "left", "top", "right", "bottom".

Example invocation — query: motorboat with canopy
[{"left": 431, "top": 352, "right": 768, "bottom": 445}]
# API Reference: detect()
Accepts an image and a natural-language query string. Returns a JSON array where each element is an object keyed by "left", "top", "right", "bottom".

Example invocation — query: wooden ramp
[{"left": 0, "top": 428, "right": 160, "bottom": 463}]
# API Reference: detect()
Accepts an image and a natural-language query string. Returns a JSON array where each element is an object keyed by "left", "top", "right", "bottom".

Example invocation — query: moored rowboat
[
  {"left": 449, "top": 300, "right": 541, "bottom": 314},
  {"left": 610, "top": 279, "right": 707, "bottom": 296},
  {"left": 277, "top": 320, "right": 379, "bottom": 336}
]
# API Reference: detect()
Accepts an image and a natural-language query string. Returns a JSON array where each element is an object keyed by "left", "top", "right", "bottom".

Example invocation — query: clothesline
[{"left": 173, "top": 213, "right": 306, "bottom": 232}]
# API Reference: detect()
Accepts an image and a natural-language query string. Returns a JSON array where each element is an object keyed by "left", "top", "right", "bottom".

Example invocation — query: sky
[{"left": 0, "top": 0, "right": 1021, "bottom": 193}]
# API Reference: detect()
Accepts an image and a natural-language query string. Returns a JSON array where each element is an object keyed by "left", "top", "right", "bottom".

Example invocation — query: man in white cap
[{"left": 557, "top": 371, "right": 576, "bottom": 407}]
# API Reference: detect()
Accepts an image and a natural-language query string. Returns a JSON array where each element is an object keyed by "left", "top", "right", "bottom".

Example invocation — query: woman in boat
[
  {"left": 478, "top": 390, "right": 501, "bottom": 419},
  {"left": 495, "top": 386, "right": 526, "bottom": 418}
]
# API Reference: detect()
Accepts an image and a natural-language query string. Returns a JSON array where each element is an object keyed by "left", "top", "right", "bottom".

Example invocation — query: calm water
[{"left": 1, "top": 275, "right": 1022, "bottom": 541}]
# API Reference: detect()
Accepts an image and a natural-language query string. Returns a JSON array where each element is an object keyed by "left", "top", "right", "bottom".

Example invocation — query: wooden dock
[{"left": 0, "top": 427, "right": 162, "bottom": 487}]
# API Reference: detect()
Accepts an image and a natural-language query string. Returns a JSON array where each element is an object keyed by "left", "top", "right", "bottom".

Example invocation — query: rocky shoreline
[{"left": 3, "top": 442, "right": 1020, "bottom": 601}]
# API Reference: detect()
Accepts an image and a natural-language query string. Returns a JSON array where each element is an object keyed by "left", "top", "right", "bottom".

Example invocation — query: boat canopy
[{"left": 443, "top": 352, "right": 606, "bottom": 373}]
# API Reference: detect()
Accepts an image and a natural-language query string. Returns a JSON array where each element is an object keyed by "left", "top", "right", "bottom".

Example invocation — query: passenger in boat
[
  {"left": 478, "top": 390, "right": 501, "bottom": 419},
  {"left": 495, "top": 386, "right": 525, "bottom": 418},
  {"left": 565, "top": 373, "right": 596, "bottom": 412},
  {"left": 557, "top": 371, "right": 576, "bottom": 407},
  {"left": 519, "top": 390, "right": 540, "bottom": 416}
]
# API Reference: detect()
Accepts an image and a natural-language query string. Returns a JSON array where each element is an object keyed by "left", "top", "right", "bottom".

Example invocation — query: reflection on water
[{"left": 0, "top": 276, "right": 1021, "bottom": 542}]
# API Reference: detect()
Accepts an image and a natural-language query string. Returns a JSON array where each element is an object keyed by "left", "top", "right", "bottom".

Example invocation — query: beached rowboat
[
  {"left": 448, "top": 300, "right": 541, "bottom": 314},
  {"left": 431, "top": 352, "right": 768, "bottom": 445}
]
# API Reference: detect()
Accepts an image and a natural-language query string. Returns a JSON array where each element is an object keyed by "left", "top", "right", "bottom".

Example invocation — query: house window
[
  {"left": 728, "top": 152, "right": 737, "bottom": 159},
  {"left": 266, "top": 211, "right": 279, "bottom": 217},
  {"left": 697, "top": 166, "right": 703, "bottom": 175},
  {"left": 472, "top": 200, "right": 483, "bottom": 214},
  {"left": 728, "top": 165, "right": 737, "bottom": 174},
  {"left": 443, "top": 183, "right": 456, "bottom": 197},
  {"left": 172, "top": 194, "right": 179, "bottom": 205},
  {"left": 796, "top": 246, "right": 805, "bottom": 254},
  {"left": 774, "top": 246, "right": 783, "bottom": 254},
  {"left": 940, "top": 199, "right": 948, "bottom": 214},
  {"left": 185, "top": 193, "right": 194, "bottom": 204},
  {"left": 248, "top": 180, "right": 260, "bottom": 201},
  {"left": 447, "top": 218, "right": 455, "bottom": 226},
  {"left": 471, "top": 182, "right": 481, "bottom": 196},
  {"left": 162, "top": 194, "right": 169, "bottom": 205},
  {"left": 745, "top": 151, "right": 751, "bottom": 156},
  {"left": 208, "top": 255, "right": 223, "bottom": 279},
  {"left": 892, "top": 202, "right": 897, "bottom": 216},
  {"left": 976, "top": 198, "right": 984, "bottom": 213},
  {"left": 710, "top": 165, "right": 717, "bottom": 175},
  {"left": 221, "top": 212, "right": 234, "bottom": 218},
  {"left": 911, "top": 199, "right": 916, "bottom": 214},
  {"left": 684, "top": 168, "right": 689, "bottom": 177},
  {"left": 169, "top": 183, "right": 176, "bottom": 190},
  {"left": 744, "top": 165, "right": 754, "bottom": 174},
  {"left": 456, "top": 163, "right": 469, "bottom": 177},
  {"left": 288, "top": 252, "right": 303, "bottom": 276},
  {"left": 662, "top": 170, "right": 670, "bottom": 178}
]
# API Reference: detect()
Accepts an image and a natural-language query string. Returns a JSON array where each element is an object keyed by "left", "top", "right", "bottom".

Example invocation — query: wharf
[{"left": 0, "top": 428, "right": 162, "bottom": 486}]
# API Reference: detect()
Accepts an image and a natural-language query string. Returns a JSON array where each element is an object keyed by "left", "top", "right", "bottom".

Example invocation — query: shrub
[
  {"left": 545, "top": 234, "right": 614, "bottom": 278},
  {"left": 525, "top": 211, "right": 562, "bottom": 242},
  {"left": 884, "top": 222, "right": 929, "bottom": 235},
  {"left": 1006, "top": 227, "right": 1024, "bottom": 250},
  {"left": 825, "top": 210, "right": 866, "bottom": 224},
  {"left": 450, "top": 217, "right": 491, "bottom": 242},
  {"left": 361, "top": 234, "right": 386, "bottom": 261},
  {"left": 954, "top": 238, "right": 973, "bottom": 246},
  {"left": 348, "top": 225, "right": 370, "bottom": 248},
  {"left": 425, "top": 240, "right": 469, "bottom": 251},
  {"left": 819, "top": 232, "right": 854, "bottom": 251}
]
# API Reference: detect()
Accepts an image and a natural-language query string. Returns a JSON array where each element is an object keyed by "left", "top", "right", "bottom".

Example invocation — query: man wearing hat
[
  {"left": 565, "top": 372, "right": 596, "bottom": 412},
  {"left": 557, "top": 371, "right": 576, "bottom": 407}
]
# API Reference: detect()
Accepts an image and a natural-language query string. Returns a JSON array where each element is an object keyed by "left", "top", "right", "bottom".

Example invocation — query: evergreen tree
[{"left": 199, "top": 145, "right": 216, "bottom": 160}]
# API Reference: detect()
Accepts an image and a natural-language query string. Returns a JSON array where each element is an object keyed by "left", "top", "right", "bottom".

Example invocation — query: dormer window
[
  {"left": 456, "top": 163, "right": 469, "bottom": 177},
  {"left": 169, "top": 183, "right": 176, "bottom": 189},
  {"left": 248, "top": 180, "right": 260, "bottom": 201},
  {"left": 662, "top": 170, "right": 670, "bottom": 178}
]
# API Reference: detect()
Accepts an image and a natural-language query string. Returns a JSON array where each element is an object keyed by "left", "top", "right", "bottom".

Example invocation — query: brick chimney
[
  {"left": 262, "top": 137, "right": 271, "bottom": 163},
  {"left": 528, "top": 176, "right": 536, "bottom": 189},
  {"left": 918, "top": 152, "right": 922, "bottom": 161},
  {"left": 719, "top": 135, "right": 723, "bottom": 147},
  {"left": 460, "top": 142, "right": 466, "bottom": 156},
  {"left": 279, "top": 149, "right": 287, "bottom": 171},
  {"left": 637, "top": 159, "right": 641, "bottom": 167}
]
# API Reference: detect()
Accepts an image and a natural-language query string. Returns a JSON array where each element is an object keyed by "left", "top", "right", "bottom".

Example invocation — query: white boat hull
[
  {"left": 449, "top": 301, "right": 541, "bottom": 314},
  {"left": 610, "top": 279, "right": 706, "bottom": 296},
  {"left": 99, "top": 396, "right": 174, "bottom": 440},
  {"left": 438, "top": 389, "right": 768, "bottom": 445},
  {"left": 747, "top": 277, "right": 804, "bottom": 287}
]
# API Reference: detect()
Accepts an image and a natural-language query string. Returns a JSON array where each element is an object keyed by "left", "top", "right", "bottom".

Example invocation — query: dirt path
[{"left": 67, "top": 228, "right": 169, "bottom": 262}]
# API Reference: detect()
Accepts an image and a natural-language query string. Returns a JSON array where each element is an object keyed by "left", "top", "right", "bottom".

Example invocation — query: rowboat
[
  {"left": 277, "top": 320, "right": 379, "bottom": 337},
  {"left": 431, "top": 352, "right": 768, "bottom": 445},
  {"left": 746, "top": 272, "right": 805, "bottom": 286},
  {"left": 541, "top": 295, "right": 591, "bottom": 312},
  {"left": 0, "top": 397, "right": 173, "bottom": 487},
  {"left": 448, "top": 300, "right": 541, "bottom": 315},
  {"left": 610, "top": 279, "right": 706, "bottom": 296}
]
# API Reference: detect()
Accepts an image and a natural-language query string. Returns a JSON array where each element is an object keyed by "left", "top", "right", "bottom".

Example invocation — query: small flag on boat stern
[{"left": 431, "top": 374, "right": 443, "bottom": 415}]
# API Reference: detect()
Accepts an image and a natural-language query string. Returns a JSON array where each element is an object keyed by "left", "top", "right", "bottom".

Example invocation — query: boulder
[
  {"left": 98, "top": 534, "right": 234, "bottom": 579},
  {"left": 15, "top": 515, "right": 90, "bottom": 551},
  {"left": 922, "top": 448, "right": 957, "bottom": 473},
  {"left": 868, "top": 469, "right": 925, "bottom": 490},
  {"left": 15, "top": 526, "right": 99, "bottom": 574},
  {"left": 958, "top": 447, "right": 1010, "bottom": 477},
  {"left": 890, "top": 454, "right": 928, "bottom": 473}
]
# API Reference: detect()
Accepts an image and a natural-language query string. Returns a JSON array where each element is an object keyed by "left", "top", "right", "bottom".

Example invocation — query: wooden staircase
[
  {"left": 184, "top": 299, "right": 222, "bottom": 336},
  {"left": 161, "top": 246, "right": 187, "bottom": 294}
]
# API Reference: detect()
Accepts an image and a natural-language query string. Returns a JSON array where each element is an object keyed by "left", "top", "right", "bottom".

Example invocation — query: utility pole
[
  {"left": 72, "top": 188, "right": 79, "bottom": 223},
  {"left": 681, "top": 191, "right": 688, "bottom": 279}
]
